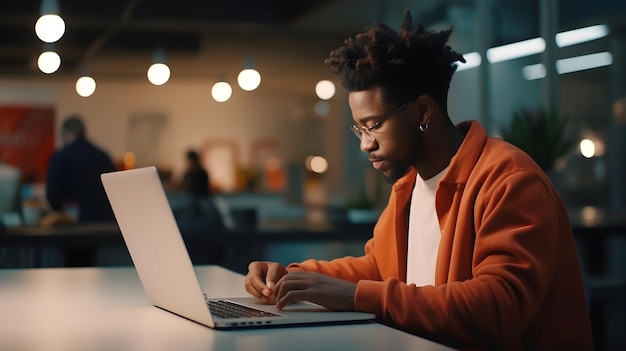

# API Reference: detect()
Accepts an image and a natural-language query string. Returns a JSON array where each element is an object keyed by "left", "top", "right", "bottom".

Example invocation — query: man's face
[{"left": 348, "top": 88, "right": 422, "bottom": 184}]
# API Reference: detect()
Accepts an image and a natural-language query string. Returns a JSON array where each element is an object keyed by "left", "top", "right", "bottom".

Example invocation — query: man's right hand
[{"left": 244, "top": 261, "right": 288, "bottom": 304}]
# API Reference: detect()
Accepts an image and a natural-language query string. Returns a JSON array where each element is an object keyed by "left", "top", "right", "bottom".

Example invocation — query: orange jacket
[{"left": 289, "top": 121, "right": 593, "bottom": 350}]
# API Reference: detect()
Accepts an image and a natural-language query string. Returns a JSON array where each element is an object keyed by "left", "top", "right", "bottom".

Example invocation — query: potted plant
[
  {"left": 345, "top": 187, "right": 379, "bottom": 224},
  {"left": 500, "top": 108, "right": 576, "bottom": 172}
]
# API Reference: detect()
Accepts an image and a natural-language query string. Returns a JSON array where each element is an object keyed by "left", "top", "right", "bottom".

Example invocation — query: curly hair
[{"left": 325, "top": 10, "right": 465, "bottom": 109}]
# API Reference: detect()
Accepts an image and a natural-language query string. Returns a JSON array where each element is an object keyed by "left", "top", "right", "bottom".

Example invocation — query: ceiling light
[
  {"left": 556, "top": 52, "right": 612, "bottom": 75},
  {"left": 487, "top": 38, "right": 546, "bottom": 63},
  {"left": 238, "top": 57, "right": 261, "bottom": 91},
  {"left": 455, "top": 52, "right": 481, "bottom": 71},
  {"left": 76, "top": 76, "right": 96, "bottom": 97},
  {"left": 212, "top": 81, "right": 232, "bottom": 102},
  {"left": 147, "top": 63, "right": 170, "bottom": 85},
  {"left": 521, "top": 64, "right": 547, "bottom": 80},
  {"left": 238, "top": 69, "right": 261, "bottom": 91},
  {"left": 556, "top": 24, "right": 609, "bottom": 48},
  {"left": 35, "top": 0, "right": 64, "bottom": 43},
  {"left": 146, "top": 49, "right": 170, "bottom": 85},
  {"left": 522, "top": 52, "right": 612, "bottom": 80},
  {"left": 35, "top": 15, "right": 65, "bottom": 43},
  {"left": 315, "top": 80, "right": 335, "bottom": 100},
  {"left": 37, "top": 51, "right": 61, "bottom": 74}
]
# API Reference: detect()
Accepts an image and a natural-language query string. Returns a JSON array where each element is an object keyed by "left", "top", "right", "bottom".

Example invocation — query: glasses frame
[{"left": 350, "top": 98, "right": 416, "bottom": 142}]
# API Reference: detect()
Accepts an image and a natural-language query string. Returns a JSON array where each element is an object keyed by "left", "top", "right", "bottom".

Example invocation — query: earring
[{"left": 419, "top": 119, "right": 430, "bottom": 132}]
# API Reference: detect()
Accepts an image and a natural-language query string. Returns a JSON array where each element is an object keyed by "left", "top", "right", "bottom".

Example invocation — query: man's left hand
[{"left": 273, "top": 272, "right": 357, "bottom": 311}]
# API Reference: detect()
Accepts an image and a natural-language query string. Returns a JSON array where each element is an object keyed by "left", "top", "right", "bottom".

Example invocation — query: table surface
[{"left": 0, "top": 265, "right": 454, "bottom": 351}]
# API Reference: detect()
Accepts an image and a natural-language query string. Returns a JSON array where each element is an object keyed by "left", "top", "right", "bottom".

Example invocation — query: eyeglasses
[{"left": 350, "top": 98, "right": 415, "bottom": 142}]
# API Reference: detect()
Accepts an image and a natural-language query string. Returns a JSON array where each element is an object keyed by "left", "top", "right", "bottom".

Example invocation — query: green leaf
[{"left": 500, "top": 108, "right": 575, "bottom": 172}]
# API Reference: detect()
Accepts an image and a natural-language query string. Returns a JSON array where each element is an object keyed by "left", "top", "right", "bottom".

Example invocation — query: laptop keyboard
[{"left": 206, "top": 299, "right": 283, "bottom": 319}]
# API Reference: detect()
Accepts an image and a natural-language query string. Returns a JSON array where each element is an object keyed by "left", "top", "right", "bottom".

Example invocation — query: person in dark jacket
[
  {"left": 181, "top": 150, "right": 210, "bottom": 197},
  {"left": 46, "top": 115, "right": 116, "bottom": 266}
]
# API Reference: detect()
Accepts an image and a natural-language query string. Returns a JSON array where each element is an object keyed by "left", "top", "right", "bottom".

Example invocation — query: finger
[
  {"left": 274, "top": 276, "right": 312, "bottom": 309},
  {"left": 244, "top": 274, "right": 268, "bottom": 300},
  {"left": 245, "top": 262, "right": 271, "bottom": 300},
  {"left": 275, "top": 288, "right": 312, "bottom": 310},
  {"left": 265, "top": 262, "right": 288, "bottom": 290}
]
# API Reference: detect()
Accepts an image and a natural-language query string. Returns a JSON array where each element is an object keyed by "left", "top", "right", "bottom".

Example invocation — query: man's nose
[{"left": 359, "top": 136, "right": 377, "bottom": 153}]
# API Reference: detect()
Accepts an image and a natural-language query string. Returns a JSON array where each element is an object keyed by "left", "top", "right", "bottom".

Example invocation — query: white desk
[{"left": 0, "top": 265, "right": 454, "bottom": 351}]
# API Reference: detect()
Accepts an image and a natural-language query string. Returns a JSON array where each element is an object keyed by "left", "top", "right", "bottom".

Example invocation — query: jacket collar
[{"left": 392, "top": 120, "right": 487, "bottom": 194}]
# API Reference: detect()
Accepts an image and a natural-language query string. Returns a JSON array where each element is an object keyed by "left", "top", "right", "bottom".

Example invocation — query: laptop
[{"left": 101, "top": 166, "right": 375, "bottom": 329}]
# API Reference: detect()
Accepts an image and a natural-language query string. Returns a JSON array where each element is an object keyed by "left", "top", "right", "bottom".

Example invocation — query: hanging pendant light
[
  {"left": 147, "top": 48, "right": 170, "bottom": 85},
  {"left": 212, "top": 80, "right": 233, "bottom": 102},
  {"left": 76, "top": 75, "right": 96, "bottom": 97},
  {"left": 37, "top": 50, "right": 61, "bottom": 74},
  {"left": 315, "top": 80, "right": 336, "bottom": 100},
  {"left": 237, "top": 57, "right": 261, "bottom": 91},
  {"left": 35, "top": 0, "right": 65, "bottom": 43}
]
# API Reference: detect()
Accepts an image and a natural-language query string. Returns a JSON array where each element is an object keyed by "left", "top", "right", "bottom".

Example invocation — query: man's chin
[{"left": 383, "top": 165, "right": 410, "bottom": 184}]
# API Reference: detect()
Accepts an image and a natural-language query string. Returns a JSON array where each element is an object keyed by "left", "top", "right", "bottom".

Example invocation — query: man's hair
[
  {"left": 61, "top": 115, "right": 86, "bottom": 137},
  {"left": 325, "top": 10, "right": 465, "bottom": 108}
]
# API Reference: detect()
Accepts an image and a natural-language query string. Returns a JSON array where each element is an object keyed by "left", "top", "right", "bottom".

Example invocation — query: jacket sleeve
[{"left": 287, "top": 237, "right": 383, "bottom": 283}]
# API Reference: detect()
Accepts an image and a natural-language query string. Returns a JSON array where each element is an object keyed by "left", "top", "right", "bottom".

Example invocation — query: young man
[{"left": 245, "top": 11, "right": 593, "bottom": 349}]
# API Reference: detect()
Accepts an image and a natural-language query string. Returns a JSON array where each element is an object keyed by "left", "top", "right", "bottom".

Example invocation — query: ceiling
[
  {"left": 0, "top": 0, "right": 334, "bottom": 77},
  {"left": 1, "top": 0, "right": 625, "bottom": 79}
]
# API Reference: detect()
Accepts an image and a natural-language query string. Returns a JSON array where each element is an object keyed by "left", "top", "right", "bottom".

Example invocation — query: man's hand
[
  {"left": 274, "top": 272, "right": 357, "bottom": 311},
  {"left": 245, "top": 261, "right": 288, "bottom": 303}
]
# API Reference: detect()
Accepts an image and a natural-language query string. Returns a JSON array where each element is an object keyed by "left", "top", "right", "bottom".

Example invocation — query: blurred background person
[
  {"left": 173, "top": 149, "right": 225, "bottom": 264},
  {"left": 181, "top": 149, "right": 210, "bottom": 198},
  {"left": 45, "top": 115, "right": 116, "bottom": 266}
]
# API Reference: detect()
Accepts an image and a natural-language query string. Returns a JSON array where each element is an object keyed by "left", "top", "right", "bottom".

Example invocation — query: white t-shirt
[{"left": 406, "top": 167, "right": 448, "bottom": 286}]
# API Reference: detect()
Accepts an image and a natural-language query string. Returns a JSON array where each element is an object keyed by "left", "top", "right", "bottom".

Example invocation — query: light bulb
[
  {"left": 35, "top": 14, "right": 65, "bottom": 43},
  {"left": 315, "top": 80, "right": 336, "bottom": 100},
  {"left": 37, "top": 51, "right": 61, "bottom": 74},
  {"left": 147, "top": 63, "right": 170, "bottom": 85},
  {"left": 212, "top": 82, "right": 232, "bottom": 102},
  {"left": 237, "top": 68, "right": 261, "bottom": 91},
  {"left": 76, "top": 76, "right": 96, "bottom": 97}
]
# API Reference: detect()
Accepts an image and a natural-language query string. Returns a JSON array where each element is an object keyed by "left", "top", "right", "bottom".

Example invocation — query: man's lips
[{"left": 369, "top": 157, "right": 384, "bottom": 170}]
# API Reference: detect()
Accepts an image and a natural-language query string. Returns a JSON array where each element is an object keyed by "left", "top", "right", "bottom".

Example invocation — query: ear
[{"left": 415, "top": 95, "right": 436, "bottom": 125}]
